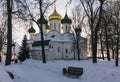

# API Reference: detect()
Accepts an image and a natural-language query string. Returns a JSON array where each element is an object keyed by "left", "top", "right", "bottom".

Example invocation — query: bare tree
[
  {"left": 111, "top": 0, "right": 120, "bottom": 66},
  {"left": 5, "top": 0, "right": 12, "bottom": 65},
  {"left": 15, "top": 0, "right": 54, "bottom": 63},
  {"left": 28, "top": 0, "right": 54, "bottom": 63},
  {"left": 0, "top": 0, "right": 31, "bottom": 65},
  {"left": 99, "top": 2, "right": 112, "bottom": 61},
  {"left": 79, "top": 0, "right": 105, "bottom": 63},
  {"left": 0, "top": 22, "right": 7, "bottom": 62},
  {"left": 0, "top": 10, "right": 7, "bottom": 62},
  {"left": 71, "top": 4, "right": 85, "bottom": 60},
  {"left": 101, "top": 0, "right": 120, "bottom": 66}
]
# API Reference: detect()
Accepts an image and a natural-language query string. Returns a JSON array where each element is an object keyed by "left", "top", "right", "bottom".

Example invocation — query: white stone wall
[
  {"left": 80, "top": 43, "right": 87, "bottom": 59},
  {"left": 62, "top": 42, "right": 74, "bottom": 59},
  {"left": 31, "top": 49, "right": 54, "bottom": 61},
  {"left": 50, "top": 41, "right": 62, "bottom": 59},
  {"left": 31, "top": 50, "right": 42, "bottom": 60},
  {"left": 42, "top": 24, "right": 46, "bottom": 34},
  {"left": 49, "top": 41, "right": 75, "bottom": 60}
]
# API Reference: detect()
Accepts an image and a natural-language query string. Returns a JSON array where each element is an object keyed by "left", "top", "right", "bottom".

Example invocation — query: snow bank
[
  {"left": 20, "top": 59, "right": 120, "bottom": 82},
  {"left": 0, "top": 66, "right": 13, "bottom": 82},
  {"left": 1, "top": 59, "right": 120, "bottom": 82},
  {"left": 4, "top": 64, "right": 28, "bottom": 82}
]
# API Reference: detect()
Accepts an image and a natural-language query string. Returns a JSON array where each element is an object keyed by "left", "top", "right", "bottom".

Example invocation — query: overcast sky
[{"left": 47, "top": 0, "right": 74, "bottom": 17}]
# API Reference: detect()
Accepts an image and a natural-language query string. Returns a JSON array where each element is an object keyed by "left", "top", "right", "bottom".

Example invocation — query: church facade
[{"left": 27, "top": 8, "right": 87, "bottom": 61}]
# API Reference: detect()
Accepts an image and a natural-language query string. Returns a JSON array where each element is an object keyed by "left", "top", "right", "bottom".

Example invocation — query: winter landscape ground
[{"left": 0, "top": 59, "right": 120, "bottom": 82}]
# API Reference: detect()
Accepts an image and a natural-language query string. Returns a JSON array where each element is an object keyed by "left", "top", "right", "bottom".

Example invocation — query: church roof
[
  {"left": 61, "top": 13, "right": 72, "bottom": 24},
  {"left": 32, "top": 40, "right": 50, "bottom": 47},
  {"left": 49, "top": 8, "right": 62, "bottom": 21},
  {"left": 37, "top": 16, "right": 48, "bottom": 24},
  {"left": 28, "top": 26, "right": 36, "bottom": 33}
]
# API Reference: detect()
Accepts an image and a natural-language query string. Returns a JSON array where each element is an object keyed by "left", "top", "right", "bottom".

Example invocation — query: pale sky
[{"left": 47, "top": 0, "right": 74, "bottom": 17}]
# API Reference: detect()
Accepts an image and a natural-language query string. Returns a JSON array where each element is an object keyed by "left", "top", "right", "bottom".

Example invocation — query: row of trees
[
  {"left": 99, "top": 1, "right": 120, "bottom": 66},
  {"left": 70, "top": 0, "right": 120, "bottom": 66},
  {"left": 0, "top": 24, "right": 7, "bottom": 62}
]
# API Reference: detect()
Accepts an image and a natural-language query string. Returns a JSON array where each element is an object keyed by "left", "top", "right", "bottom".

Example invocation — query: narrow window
[
  {"left": 58, "top": 47, "right": 60, "bottom": 52},
  {"left": 65, "top": 25, "right": 67, "bottom": 31},
  {"left": 59, "top": 23, "right": 60, "bottom": 28},
  {"left": 65, "top": 48, "right": 68, "bottom": 53},
  {"left": 49, "top": 44, "right": 51, "bottom": 48},
  {"left": 50, "top": 23, "right": 52, "bottom": 30},
  {"left": 54, "top": 23, "right": 56, "bottom": 30}
]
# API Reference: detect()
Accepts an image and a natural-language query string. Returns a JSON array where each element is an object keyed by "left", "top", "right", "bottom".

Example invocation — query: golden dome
[{"left": 49, "top": 9, "right": 62, "bottom": 21}]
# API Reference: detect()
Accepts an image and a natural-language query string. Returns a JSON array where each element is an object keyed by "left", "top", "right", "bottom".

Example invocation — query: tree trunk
[
  {"left": 115, "top": 25, "right": 119, "bottom": 67},
  {"left": 0, "top": 55, "right": 1, "bottom": 62},
  {"left": 112, "top": 48, "right": 115, "bottom": 59},
  {"left": 5, "top": 0, "right": 12, "bottom": 66},
  {"left": 90, "top": 21, "right": 97, "bottom": 63},
  {"left": 110, "top": 38, "right": 115, "bottom": 59},
  {"left": 92, "top": 29, "right": 98, "bottom": 63},
  {"left": 104, "top": 24, "right": 110, "bottom": 61},
  {"left": 115, "top": 37, "right": 119, "bottom": 67},
  {"left": 0, "top": 31, "right": 3, "bottom": 62},
  {"left": 91, "top": 30, "right": 96, "bottom": 62},
  {"left": 92, "top": 1, "right": 104, "bottom": 63},
  {"left": 76, "top": 39, "right": 80, "bottom": 61},
  {"left": 39, "top": 0, "right": 46, "bottom": 63},
  {"left": 100, "top": 35, "right": 104, "bottom": 60}
]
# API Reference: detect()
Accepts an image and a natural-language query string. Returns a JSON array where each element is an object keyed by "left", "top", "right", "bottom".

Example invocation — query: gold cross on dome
[{"left": 54, "top": 0, "right": 56, "bottom": 9}]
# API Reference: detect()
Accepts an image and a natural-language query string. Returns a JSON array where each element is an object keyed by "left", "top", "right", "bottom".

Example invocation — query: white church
[{"left": 27, "top": 7, "right": 87, "bottom": 61}]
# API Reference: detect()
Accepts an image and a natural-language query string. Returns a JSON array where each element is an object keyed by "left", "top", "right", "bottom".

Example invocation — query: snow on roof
[
  {"left": 31, "top": 47, "right": 49, "bottom": 50},
  {"left": 50, "top": 38, "right": 73, "bottom": 42},
  {"left": 32, "top": 40, "right": 50, "bottom": 47},
  {"left": 50, "top": 36, "right": 86, "bottom": 43}
]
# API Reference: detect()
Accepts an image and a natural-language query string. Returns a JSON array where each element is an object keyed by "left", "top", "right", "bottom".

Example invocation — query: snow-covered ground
[{"left": 0, "top": 59, "right": 120, "bottom": 82}]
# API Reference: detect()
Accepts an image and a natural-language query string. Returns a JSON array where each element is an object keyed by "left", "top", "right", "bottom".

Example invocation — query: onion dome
[
  {"left": 37, "top": 16, "right": 48, "bottom": 24},
  {"left": 49, "top": 9, "right": 62, "bottom": 21},
  {"left": 61, "top": 13, "right": 72, "bottom": 24},
  {"left": 28, "top": 26, "right": 36, "bottom": 33}
]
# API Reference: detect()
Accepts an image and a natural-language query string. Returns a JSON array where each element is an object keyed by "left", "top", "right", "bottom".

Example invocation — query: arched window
[
  {"left": 58, "top": 23, "right": 60, "bottom": 28},
  {"left": 58, "top": 47, "right": 60, "bottom": 52},
  {"left": 65, "top": 48, "right": 68, "bottom": 53},
  {"left": 49, "top": 44, "right": 54, "bottom": 49},
  {"left": 49, "top": 44, "right": 51, "bottom": 48},
  {"left": 65, "top": 25, "right": 67, "bottom": 31},
  {"left": 50, "top": 23, "right": 52, "bottom": 30},
  {"left": 54, "top": 23, "right": 56, "bottom": 30}
]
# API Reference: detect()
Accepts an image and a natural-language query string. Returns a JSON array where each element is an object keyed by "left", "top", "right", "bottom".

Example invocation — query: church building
[{"left": 27, "top": 7, "right": 87, "bottom": 61}]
